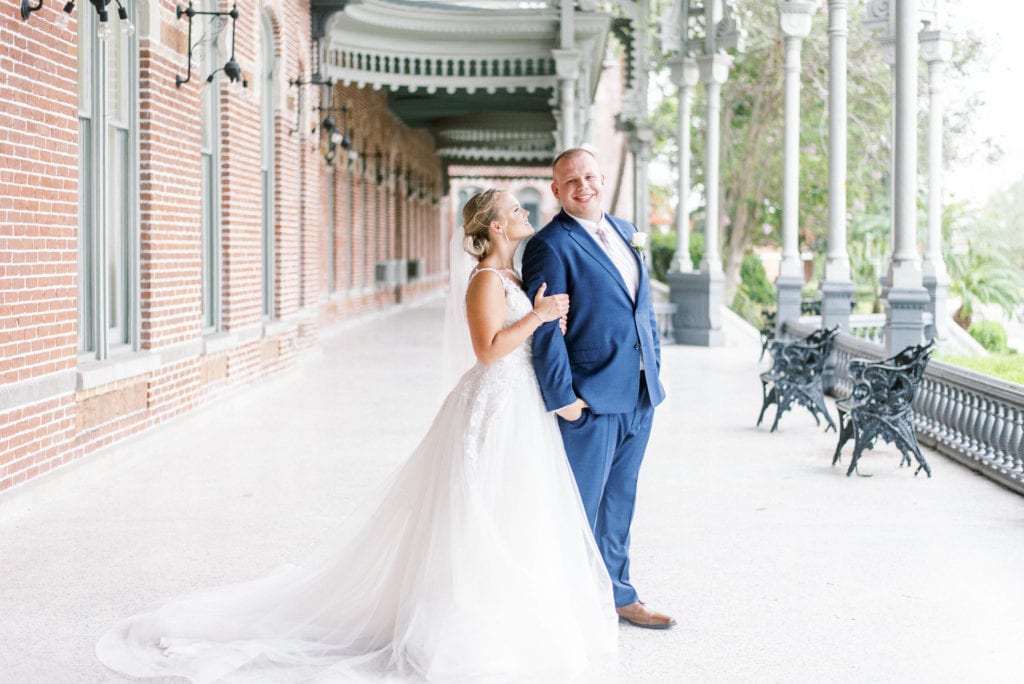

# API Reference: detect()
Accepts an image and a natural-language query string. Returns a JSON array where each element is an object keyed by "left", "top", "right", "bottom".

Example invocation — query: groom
[{"left": 522, "top": 148, "right": 674, "bottom": 629}]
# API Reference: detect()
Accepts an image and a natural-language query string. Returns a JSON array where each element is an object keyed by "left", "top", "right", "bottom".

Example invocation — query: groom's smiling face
[{"left": 551, "top": 152, "right": 605, "bottom": 222}]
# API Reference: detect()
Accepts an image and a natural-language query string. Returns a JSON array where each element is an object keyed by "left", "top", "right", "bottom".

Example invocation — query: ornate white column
[
  {"left": 864, "top": 0, "right": 896, "bottom": 284},
  {"left": 821, "top": 0, "right": 855, "bottom": 333},
  {"left": 631, "top": 126, "right": 653, "bottom": 238},
  {"left": 553, "top": 49, "right": 581, "bottom": 150},
  {"left": 920, "top": 23, "right": 952, "bottom": 340},
  {"left": 884, "top": 0, "right": 929, "bottom": 353},
  {"left": 669, "top": 0, "right": 742, "bottom": 347},
  {"left": 553, "top": 0, "right": 580, "bottom": 149},
  {"left": 776, "top": 1, "right": 818, "bottom": 330},
  {"left": 668, "top": 54, "right": 699, "bottom": 273},
  {"left": 698, "top": 51, "right": 729, "bottom": 276},
  {"left": 632, "top": 0, "right": 652, "bottom": 232}
]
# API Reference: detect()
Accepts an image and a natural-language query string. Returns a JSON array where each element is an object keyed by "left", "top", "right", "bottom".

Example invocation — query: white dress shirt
[{"left": 567, "top": 212, "right": 640, "bottom": 303}]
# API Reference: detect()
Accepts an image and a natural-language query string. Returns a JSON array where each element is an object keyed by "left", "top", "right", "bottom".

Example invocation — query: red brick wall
[
  {"left": 0, "top": 6, "right": 80, "bottom": 491},
  {"left": 0, "top": 0, "right": 446, "bottom": 496}
]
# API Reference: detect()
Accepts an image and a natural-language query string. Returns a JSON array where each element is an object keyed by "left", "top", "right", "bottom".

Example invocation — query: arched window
[
  {"left": 458, "top": 186, "right": 482, "bottom": 222},
  {"left": 517, "top": 187, "right": 542, "bottom": 227},
  {"left": 259, "top": 15, "right": 276, "bottom": 319},
  {"left": 78, "top": 1, "right": 139, "bottom": 357}
]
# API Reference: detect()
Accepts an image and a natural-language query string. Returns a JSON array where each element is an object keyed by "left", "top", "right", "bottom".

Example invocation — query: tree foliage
[{"left": 650, "top": 0, "right": 987, "bottom": 305}]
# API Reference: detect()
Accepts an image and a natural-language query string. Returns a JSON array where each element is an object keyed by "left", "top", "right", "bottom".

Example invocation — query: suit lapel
[
  {"left": 604, "top": 214, "right": 648, "bottom": 309},
  {"left": 557, "top": 212, "right": 634, "bottom": 302}
]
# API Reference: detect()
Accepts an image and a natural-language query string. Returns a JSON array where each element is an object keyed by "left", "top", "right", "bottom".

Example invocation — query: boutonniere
[{"left": 630, "top": 231, "right": 649, "bottom": 254}]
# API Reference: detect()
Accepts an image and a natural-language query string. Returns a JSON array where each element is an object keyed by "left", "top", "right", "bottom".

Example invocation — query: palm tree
[{"left": 947, "top": 243, "right": 1022, "bottom": 330}]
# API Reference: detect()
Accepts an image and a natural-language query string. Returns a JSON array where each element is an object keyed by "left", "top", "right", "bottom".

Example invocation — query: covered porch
[{"left": 1, "top": 298, "right": 1022, "bottom": 681}]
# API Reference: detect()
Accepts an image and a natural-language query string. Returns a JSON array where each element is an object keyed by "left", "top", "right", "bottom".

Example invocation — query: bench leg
[
  {"left": 832, "top": 410, "right": 852, "bottom": 466},
  {"left": 757, "top": 382, "right": 776, "bottom": 427},
  {"left": 847, "top": 438, "right": 867, "bottom": 477},
  {"left": 894, "top": 426, "right": 931, "bottom": 478},
  {"left": 770, "top": 388, "right": 794, "bottom": 433}
]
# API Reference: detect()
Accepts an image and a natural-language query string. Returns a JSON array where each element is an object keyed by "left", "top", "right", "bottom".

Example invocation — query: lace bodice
[
  {"left": 468, "top": 267, "right": 534, "bottom": 355},
  {"left": 456, "top": 269, "right": 539, "bottom": 461}
]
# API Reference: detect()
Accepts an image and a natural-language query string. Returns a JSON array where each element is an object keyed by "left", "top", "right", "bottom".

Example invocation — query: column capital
[
  {"left": 667, "top": 55, "right": 700, "bottom": 88},
  {"left": 551, "top": 48, "right": 582, "bottom": 79},
  {"left": 919, "top": 29, "right": 953, "bottom": 64},
  {"left": 828, "top": 0, "right": 849, "bottom": 36},
  {"left": 697, "top": 53, "right": 734, "bottom": 86},
  {"left": 862, "top": 0, "right": 893, "bottom": 34},
  {"left": 778, "top": 1, "right": 820, "bottom": 38}
]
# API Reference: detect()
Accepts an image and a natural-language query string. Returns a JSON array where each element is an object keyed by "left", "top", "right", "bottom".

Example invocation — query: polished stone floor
[{"left": 2, "top": 296, "right": 1022, "bottom": 683}]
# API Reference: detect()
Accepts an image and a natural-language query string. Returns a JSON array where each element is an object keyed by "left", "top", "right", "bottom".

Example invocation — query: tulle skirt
[{"left": 96, "top": 355, "right": 617, "bottom": 683}]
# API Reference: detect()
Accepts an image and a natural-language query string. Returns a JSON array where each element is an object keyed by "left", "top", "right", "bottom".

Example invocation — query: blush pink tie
[{"left": 595, "top": 226, "right": 611, "bottom": 249}]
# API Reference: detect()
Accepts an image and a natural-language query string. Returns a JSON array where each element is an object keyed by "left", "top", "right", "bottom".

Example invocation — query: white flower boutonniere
[{"left": 630, "top": 231, "right": 649, "bottom": 254}]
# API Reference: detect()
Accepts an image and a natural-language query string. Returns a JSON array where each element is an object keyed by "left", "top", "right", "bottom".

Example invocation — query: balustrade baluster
[
  {"left": 946, "top": 385, "right": 962, "bottom": 454},
  {"left": 961, "top": 391, "right": 978, "bottom": 461},
  {"left": 967, "top": 391, "right": 984, "bottom": 461},
  {"left": 926, "top": 379, "right": 944, "bottom": 443},
  {"left": 933, "top": 381, "right": 951, "bottom": 447},
  {"left": 976, "top": 396, "right": 996, "bottom": 467},
  {"left": 914, "top": 378, "right": 936, "bottom": 443},
  {"left": 1008, "top": 407, "right": 1024, "bottom": 477},
  {"left": 990, "top": 403, "right": 1009, "bottom": 470}
]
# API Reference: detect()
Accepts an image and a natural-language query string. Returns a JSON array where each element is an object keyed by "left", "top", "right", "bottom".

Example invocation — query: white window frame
[
  {"left": 200, "top": 0, "right": 223, "bottom": 332},
  {"left": 77, "top": 3, "right": 140, "bottom": 360},
  {"left": 260, "top": 15, "right": 276, "bottom": 320}
]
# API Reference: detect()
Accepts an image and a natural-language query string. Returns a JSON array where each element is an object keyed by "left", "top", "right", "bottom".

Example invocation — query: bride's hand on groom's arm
[
  {"left": 532, "top": 283, "right": 569, "bottom": 325},
  {"left": 555, "top": 398, "right": 588, "bottom": 421}
]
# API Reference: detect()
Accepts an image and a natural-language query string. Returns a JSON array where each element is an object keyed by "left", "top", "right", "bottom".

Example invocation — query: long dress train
[{"left": 96, "top": 270, "right": 617, "bottom": 683}]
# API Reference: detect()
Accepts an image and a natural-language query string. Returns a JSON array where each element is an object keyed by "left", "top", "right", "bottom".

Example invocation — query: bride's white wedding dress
[{"left": 96, "top": 270, "right": 617, "bottom": 683}]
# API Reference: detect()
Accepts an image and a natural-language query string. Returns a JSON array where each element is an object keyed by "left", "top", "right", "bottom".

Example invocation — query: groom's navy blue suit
[{"left": 523, "top": 209, "right": 666, "bottom": 608}]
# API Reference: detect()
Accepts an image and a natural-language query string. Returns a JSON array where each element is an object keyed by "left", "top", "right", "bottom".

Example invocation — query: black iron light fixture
[
  {"left": 288, "top": 74, "right": 327, "bottom": 139},
  {"left": 21, "top": 0, "right": 134, "bottom": 38},
  {"left": 175, "top": 1, "right": 247, "bottom": 90},
  {"left": 317, "top": 81, "right": 357, "bottom": 166}
]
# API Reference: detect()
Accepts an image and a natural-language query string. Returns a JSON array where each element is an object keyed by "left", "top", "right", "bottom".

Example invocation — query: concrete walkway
[{"left": 2, "top": 296, "right": 1023, "bottom": 683}]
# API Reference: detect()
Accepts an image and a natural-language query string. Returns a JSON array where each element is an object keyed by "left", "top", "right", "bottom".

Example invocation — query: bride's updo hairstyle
[{"left": 462, "top": 188, "right": 506, "bottom": 261}]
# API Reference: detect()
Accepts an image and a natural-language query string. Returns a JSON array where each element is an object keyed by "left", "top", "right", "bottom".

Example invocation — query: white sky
[{"left": 944, "top": 1, "right": 1024, "bottom": 205}]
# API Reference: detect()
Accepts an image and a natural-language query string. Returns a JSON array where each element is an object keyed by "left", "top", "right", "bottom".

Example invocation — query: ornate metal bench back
[
  {"left": 768, "top": 325, "right": 839, "bottom": 383},
  {"left": 848, "top": 341, "right": 936, "bottom": 417}
]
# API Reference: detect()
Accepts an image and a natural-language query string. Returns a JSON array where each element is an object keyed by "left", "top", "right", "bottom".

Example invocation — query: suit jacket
[{"left": 522, "top": 210, "right": 666, "bottom": 414}]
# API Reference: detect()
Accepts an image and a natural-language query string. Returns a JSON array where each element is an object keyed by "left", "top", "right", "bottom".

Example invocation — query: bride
[{"left": 96, "top": 188, "right": 618, "bottom": 682}]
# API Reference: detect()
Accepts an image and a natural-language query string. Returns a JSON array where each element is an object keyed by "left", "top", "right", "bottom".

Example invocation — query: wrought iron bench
[
  {"left": 757, "top": 325, "right": 839, "bottom": 433},
  {"left": 832, "top": 340, "right": 936, "bottom": 477}
]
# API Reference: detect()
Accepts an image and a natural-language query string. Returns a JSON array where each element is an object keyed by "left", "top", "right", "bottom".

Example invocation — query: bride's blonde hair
[{"left": 461, "top": 188, "right": 506, "bottom": 261}]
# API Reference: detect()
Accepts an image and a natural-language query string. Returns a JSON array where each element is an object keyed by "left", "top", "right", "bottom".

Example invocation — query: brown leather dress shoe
[{"left": 616, "top": 601, "right": 677, "bottom": 630}]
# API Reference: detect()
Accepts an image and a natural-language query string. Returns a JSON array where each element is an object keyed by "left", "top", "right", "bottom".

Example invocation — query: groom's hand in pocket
[{"left": 555, "top": 398, "right": 588, "bottom": 422}]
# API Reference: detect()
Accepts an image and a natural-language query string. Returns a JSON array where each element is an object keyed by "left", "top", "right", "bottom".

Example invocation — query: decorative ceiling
[{"left": 320, "top": 0, "right": 611, "bottom": 171}]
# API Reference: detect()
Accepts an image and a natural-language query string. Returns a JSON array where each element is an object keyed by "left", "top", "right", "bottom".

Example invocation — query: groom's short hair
[{"left": 552, "top": 148, "right": 598, "bottom": 174}]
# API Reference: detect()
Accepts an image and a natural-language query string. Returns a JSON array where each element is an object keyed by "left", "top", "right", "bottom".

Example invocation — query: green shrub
[
  {"left": 731, "top": 289, "right": 765, "bottom": 327},
  {"left": 649, "top": 231, "right": 677, "bottom": 283},
  {"left": 645, "top": 231, "right": 705, "bottom": 283},
  {"left": 968, "top": 321, "right": 1009, "bottom": 353},
  {"left": 936, "top": 354, "right": 1024, "bottom": 385},
  {"left": 689, "top": 231, "right": 705, "bottom": 270},
  {"left": 739, "top": 252, "right": 775, "bottom": 306}
]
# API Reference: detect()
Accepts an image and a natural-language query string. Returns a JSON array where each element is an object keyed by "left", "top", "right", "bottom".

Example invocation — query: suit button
[{"left": 634, "top": 344, "right": 641, "bottom": 350}]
